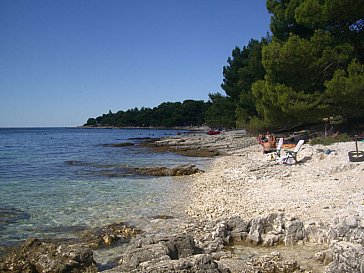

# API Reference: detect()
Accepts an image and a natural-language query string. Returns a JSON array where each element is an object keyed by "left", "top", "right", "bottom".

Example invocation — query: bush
[
  {"left": 309, "top": 133, "right": 351, "bottom": 145},
  {"left": 245, "top": 117, "right": 268, "bottom": 134}
]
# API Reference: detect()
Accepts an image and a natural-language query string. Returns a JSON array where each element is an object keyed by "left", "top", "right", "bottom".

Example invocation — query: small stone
[
  {"left": 345, "top": 215, "right": 358, "bottom": 228},
  {"left": 315, "top": 251, "right": 325, "bottom": 262}
]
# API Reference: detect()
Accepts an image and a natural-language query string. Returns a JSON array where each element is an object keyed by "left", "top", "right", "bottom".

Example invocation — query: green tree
[
  {"left": 325, "top": 60, "right": 364, "bottom": 119},
  {"left": 85, "top": 118, "right": 97, "bottom": 126},
  {"left": 267, "top": 0, "right": 364, "bottom": 60},
  {"left": 253, "top": 30, "right": 354, "bottom": 128},
  {"left": 181, "top": 100, "right": 209, "bottom": 126},
  {"left": 221, "top": 38, "right": 270, "bottom": 127},
  {"left": 250, "top": 0, "right": 362, "bottom": 129},
  {"left": 205, "top": 93, "right": 236, "bottom": 128},
  {"left": 266, "top": 0, "right": 313, "bottom": 40}
]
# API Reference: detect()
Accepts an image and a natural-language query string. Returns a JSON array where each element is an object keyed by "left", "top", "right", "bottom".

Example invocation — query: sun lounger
[{"left": 279, "top": 140, "right": 305, "bottom": 164}]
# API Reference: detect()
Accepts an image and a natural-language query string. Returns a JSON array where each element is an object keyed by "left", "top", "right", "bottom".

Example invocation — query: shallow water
[{"left": 0, "top": 128, "right": 209, "bottom": 251}]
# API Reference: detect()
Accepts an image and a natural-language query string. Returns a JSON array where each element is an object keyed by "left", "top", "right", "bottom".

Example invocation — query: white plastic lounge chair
[
  {"left": 280, "top": 140, "right": 305, "bottom": 164},
  {"left": 274, "top": 137, "right": 284, "bottom": 157}
]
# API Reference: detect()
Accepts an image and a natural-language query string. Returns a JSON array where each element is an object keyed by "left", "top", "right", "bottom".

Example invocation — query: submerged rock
[
  {"left": 101, "top": 142, "right": 134, "bottom": 147},
  {"left": 0, "top": 238, "right": 97, "bottom": 273},
  {"left": 81, "top": 222, "right": 141, "bottom": 249},
  {"left": 0, "top": 208, "right": 30, "bottom": 225},
  {"left": 135, "top": 164, "right": 204, "bottom": 176}
]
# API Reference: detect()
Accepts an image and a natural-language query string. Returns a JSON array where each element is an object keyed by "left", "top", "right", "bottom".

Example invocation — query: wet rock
[
  {"left": 102, "top": 142, "right": 134, "bottom": 147},
  {"left": 136, "top": 164, "right": 204, "bottom": 176},
  {"left": 148, "top": 215, "right": 175, "bottom": 220},
  {"left": 175, "top": 148, "right": 221, "bottom": 157},
  {"left": 0, "top": 238, "right": 97, "bottom": 273},
  {"left": 81, "top": 222, "right": 141, "bottom": 249}
]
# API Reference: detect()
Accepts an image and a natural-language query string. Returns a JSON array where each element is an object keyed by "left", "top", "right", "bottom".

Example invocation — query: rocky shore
[{"left": 1, "top": 131, "right": 363, "bottom": 272}]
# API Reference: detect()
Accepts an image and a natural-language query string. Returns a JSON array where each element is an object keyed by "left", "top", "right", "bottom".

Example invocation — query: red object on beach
[{"left": 207, "top": 130, "right": 221, "bottom": 135}]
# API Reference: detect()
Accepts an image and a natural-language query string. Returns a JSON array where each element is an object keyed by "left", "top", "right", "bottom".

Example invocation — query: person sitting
[
  {"left": 260, "top": 133, "right": 277, "bottom": 154},
  {"left": 262, "top": 139, "right": 273, "bottom": 154},
  {"left": 268, "top": 134, "right": 276, "bottom": 148}
]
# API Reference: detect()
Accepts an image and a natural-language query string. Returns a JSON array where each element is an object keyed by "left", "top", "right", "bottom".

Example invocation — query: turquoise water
[{"left": 0, "top": 128, "right": 208, "bottom": 247}]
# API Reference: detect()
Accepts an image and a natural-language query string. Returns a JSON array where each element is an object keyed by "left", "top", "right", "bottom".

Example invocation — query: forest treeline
[
  {"left": 85, "top": 100, "right": 211, "bottom": 128},
  {"left": 85, "top": 0, "right": 364, "bottom": 131}
]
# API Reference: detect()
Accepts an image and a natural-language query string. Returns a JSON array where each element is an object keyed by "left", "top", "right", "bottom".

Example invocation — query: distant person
[
  {"left": 260, "top": 133, "right": 276, "bottom": 153},
  {"left": 262, "top": 139, "right": 273, "bottom": 154}
]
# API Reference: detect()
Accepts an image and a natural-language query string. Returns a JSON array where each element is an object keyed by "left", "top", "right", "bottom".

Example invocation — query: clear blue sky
[{"left": 0, "top": 0, "right": 270, "bottom": 127}]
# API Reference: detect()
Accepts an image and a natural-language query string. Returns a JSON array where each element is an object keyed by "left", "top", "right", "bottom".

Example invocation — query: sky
[{"left": 0, "top": 0, "right": 271, "bottom": 127}]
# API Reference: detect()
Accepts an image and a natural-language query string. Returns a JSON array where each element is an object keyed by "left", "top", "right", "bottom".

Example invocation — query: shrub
[{"left": 245, "top": 117, "right": 268, "bottom": 133}]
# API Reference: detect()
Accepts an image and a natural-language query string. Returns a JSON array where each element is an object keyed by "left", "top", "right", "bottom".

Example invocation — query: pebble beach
[{"left": 186, "top": 136, "right": 364, "bottom": 225}]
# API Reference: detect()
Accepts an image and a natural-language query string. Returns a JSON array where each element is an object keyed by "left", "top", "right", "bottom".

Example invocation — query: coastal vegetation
[
  {"left": 85, "top": 0, "right": 364, "bottom": 131},
  {"left": 85, "top": 100, "right": 210, "bottom": 128}
]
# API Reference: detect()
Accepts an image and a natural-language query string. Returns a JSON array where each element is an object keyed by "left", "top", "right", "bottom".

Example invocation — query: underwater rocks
[
  {"left": 65, "top": 160, "right": 203, "bottom": 177},
  {"left": 135, "top": 164, "right": 204, "bottom": 176},
  {"left": 96, "top": 164, "right": 204, "bottom": 177},
  {"left": 0, "top": 238, "right": 97, "bottom": 273},
  {"left": 81, "top": 222, "right": 142, "bottom": 249},
  {"left": 0, "top": 207, "right": 30, "bottom": 225},
  {"left": 0, "top": 222, "right": 142, "bottom": 272},
  {"left": 101, "top": 142, "right": 135, "bottom": 147}
]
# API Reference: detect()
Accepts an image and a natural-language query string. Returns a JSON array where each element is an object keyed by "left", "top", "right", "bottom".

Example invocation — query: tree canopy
[
  {"left": 219, "top": 0, "right": 364, "bottom": 130},
  {"left": 84, "top": 100, "right": 211, "bottom": 128}
]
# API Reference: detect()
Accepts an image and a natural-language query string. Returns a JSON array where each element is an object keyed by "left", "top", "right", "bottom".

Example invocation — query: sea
[{"left": 0, "top": 127, "right": 209, "bottom": 254}]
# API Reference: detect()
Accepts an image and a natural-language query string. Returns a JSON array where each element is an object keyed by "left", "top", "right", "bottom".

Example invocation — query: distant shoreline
[{"left": 77, "top": 125, "right": 210, "bottom": 132}]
